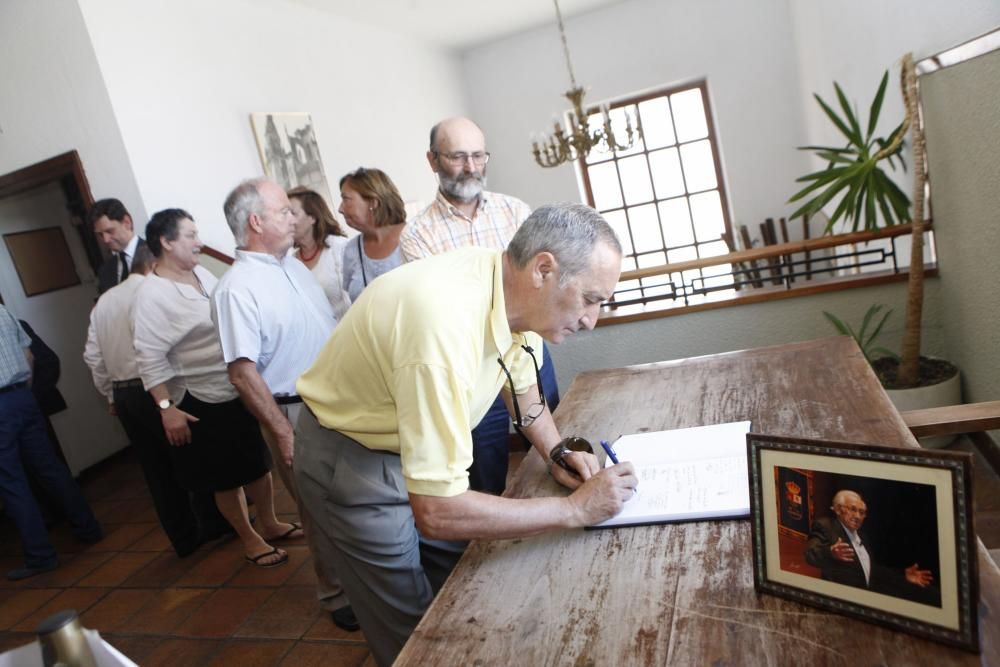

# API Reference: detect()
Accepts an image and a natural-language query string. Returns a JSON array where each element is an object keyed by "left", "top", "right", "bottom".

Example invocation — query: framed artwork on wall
[
  {"left": 4, "top": 227, "right": 81, "bottom": 297},
  {"left": 250, "top": 112, "right": 335, "bottom": 209},
  {"left": 748, "top": 433, "right": 979, "bottom": 653}
]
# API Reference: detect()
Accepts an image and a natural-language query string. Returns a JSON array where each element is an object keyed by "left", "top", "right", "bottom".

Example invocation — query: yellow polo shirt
[{"left": 297, "top": 247, "right": 541, "bottom": 497}]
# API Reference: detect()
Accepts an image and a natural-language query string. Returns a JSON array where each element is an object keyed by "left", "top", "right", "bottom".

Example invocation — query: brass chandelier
[{"left": 532, "top": 0, "right": 642, "bottom": 168}]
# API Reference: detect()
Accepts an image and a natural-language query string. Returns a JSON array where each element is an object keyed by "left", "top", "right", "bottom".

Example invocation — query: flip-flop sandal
[
  {"left": 245, "top": 547, "right": 288, "bottom": 568},
  {"left": 267, "top": 522, "right": 304, "bottom": 542}
]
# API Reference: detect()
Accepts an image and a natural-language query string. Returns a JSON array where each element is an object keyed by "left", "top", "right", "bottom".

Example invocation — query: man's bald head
[{"left": 429, "top": 117, "right": 485, "bottom": 152}]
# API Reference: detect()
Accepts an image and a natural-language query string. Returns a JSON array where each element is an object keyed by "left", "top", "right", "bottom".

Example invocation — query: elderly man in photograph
[
  {"left": 805, "top": 489, "right": 936, "bottom": 599},
  {"left": 294, "top": 203, "right": 638, "bottom": 666}
]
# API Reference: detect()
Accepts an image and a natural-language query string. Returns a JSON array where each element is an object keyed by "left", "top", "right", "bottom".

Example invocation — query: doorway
[{"left": 0, "top": 152, "right": 128, "bottom": 474}]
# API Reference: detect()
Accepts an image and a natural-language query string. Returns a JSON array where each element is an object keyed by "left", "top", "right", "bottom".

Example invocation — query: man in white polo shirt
[
  {"left": 295, "top": 203, "right": 637, "bottom": 666},
  {"left": 212, "top": 177, "right": 356, "bottom": 631}
]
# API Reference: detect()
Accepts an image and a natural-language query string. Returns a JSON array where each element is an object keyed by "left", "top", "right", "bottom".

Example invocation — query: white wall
[
  {"left": 790, "top": 1, "right": 1000, "bottom": 157},
  {"left": 460, "top": 0, "right": 811, "bottom": 231},
  {"left": 550, "top": 280, "right": 947, "bottom": 395},
  {"left": 77, "top": 0, "right": 469, "bottom": 253},
  {"left": 0, "top": 0, "right": 141, "bottom": 474},
  {"left": 0, "top": 0, "right": 146, "bottom": 226}
]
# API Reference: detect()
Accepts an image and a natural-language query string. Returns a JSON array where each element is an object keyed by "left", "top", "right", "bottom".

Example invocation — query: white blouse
[
  {"left": 299, "top": 235, "right": 351, "bottom": 320},
  {"left": 133, "top": 265, "right": 236, "bottom": 404}
]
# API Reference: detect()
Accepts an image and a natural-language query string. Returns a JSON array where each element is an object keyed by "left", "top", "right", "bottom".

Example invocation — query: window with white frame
[{"left": 579, "top": 80, "right": 733, "bottom": 306}]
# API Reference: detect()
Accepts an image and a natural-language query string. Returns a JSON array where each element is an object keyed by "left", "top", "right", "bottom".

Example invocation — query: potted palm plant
[{"left": 788, "top": 54, "right": 960, "bottom": 447}]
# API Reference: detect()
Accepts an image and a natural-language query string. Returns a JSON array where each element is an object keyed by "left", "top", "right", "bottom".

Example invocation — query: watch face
[{"left": 158, "top": 399, "right": 171, "bottom": 410}]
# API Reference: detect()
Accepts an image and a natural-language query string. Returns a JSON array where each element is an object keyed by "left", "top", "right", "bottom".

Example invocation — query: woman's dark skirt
[{"left": 169, "top": 392, "right": 272, "bottom": 493}]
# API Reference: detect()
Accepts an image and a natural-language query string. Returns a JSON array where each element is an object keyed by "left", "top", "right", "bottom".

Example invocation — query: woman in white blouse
[
  {"left": 133, "top": 209, "right": 300, "bottom": 568},
  {"left": 288, "top": 187, "right": 351, "bottom": 320}
]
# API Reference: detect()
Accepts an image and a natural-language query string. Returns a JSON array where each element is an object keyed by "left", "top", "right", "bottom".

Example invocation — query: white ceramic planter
[{"left": 885, "top": 368, "right": 962, "bottom": 449}]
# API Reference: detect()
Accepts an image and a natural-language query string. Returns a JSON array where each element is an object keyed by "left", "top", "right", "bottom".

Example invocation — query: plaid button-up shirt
[
  {"left": 400, "top": 190, "right": 531, "bottom": 261},
  {"left": 0, "top": 305, "right": 31, "bottom": 388}
]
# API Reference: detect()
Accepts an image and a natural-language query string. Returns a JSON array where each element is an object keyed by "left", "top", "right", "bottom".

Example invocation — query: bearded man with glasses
[
  {"left": 400, "top": 116, "right": 561, "bottom": 496},
  {"left": 294, "top": 203, "right": 637, "bottom": 667}
]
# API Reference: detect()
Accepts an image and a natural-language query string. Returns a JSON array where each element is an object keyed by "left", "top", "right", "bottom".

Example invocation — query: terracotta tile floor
[
  {"left": 1, "top": 438, "right": 997, "bottom": 664},
  {"left": 0, "top": 447, "right": 373, "bottom": 666}
]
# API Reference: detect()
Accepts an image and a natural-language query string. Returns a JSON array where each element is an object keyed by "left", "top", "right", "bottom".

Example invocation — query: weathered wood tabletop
[{"left": 395, "top": 337, "right": 1000, "bottom": 666}]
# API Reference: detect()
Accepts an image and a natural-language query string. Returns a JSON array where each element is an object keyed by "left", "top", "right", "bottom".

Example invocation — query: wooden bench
[{"left": 900, "top": 400, "right": 1000, "bottom": 437}]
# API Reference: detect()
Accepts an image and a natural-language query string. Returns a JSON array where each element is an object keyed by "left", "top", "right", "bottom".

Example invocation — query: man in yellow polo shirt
[{"left": 294, "top": 203, "right": 637, "bottom": 667}]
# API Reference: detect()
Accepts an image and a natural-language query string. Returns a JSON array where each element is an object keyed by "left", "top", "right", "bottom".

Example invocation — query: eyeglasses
[
  {"left": 434, "top": 151, "right": 491, "bottom": 166},
  {"left": 497, "top": 344, "right": 545, "bottom": 432}
]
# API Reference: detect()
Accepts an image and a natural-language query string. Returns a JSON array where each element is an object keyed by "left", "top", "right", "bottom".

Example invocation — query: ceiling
[{"left": 288, "top": 0, "right": 630, "bottom": 51}]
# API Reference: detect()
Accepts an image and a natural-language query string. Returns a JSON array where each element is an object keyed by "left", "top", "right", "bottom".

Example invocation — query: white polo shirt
[{"left": 211, "top": 250, "right": 337, "bottom": 397}]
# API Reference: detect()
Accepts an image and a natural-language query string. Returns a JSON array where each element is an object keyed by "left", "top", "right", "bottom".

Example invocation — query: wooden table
[{"left": 395, "top": 337, "right": 1000, "bottom": 665}]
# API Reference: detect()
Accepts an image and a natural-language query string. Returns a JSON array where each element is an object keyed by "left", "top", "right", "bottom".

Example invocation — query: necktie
[{"left": 118, "top": 253, "right": 128, "bottom": 283}]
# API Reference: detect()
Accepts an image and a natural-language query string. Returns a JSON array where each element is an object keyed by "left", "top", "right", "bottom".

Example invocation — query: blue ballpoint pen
[{"left": 600, "top": 440, "right": 619, "bottom": 465}]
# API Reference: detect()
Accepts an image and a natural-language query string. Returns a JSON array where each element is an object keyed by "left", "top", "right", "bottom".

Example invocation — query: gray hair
[
  {"left": 832, "top": 489, "right": 864, "bottom": 509},
  {"left": 222, "top": 178, "right": 267, "bottom": 247},
  {"left": 507, "top": 203, "right": 622, "bottom": 288}
]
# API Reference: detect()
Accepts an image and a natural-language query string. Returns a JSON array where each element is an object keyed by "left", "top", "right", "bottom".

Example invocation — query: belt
[
  {"left": 274, "top": 394, "right": 303, "bottom": 406},
  {"left": 0, "top": 381, "right": 28, "bottom": 394},
  {"left": 112, "top": 378, "right": 145, "bottom": 390}
]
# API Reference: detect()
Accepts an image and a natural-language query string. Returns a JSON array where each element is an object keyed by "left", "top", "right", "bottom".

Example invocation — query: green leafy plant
[
  {"left": 788, "top": 72, "right": 911, "bottom": 234},
  {"left": 823, "top": 304, "right": 899, "bottom": 366}
]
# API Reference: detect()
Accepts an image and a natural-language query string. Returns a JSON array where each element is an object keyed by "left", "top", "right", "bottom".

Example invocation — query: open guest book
[{"left": 589, "top": 420, "right": 753, "bottom": 528}]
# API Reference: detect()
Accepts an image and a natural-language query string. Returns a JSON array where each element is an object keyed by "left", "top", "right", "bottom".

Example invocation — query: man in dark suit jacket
[
  {"left": 87, "top": 199, "right": 145, "bottom": 294},
  {"left": 805, "top": 489, "right": 937, "bottom": 602}
]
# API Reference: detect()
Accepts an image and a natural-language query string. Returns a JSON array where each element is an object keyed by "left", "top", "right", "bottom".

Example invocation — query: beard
[{"left": 439, "top": 170, "right": 486, "bottom": 203}]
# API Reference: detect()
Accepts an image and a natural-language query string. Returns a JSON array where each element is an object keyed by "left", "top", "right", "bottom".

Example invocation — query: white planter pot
[{"left": 885, "top": 368, "right": 962, "bottom": 449}]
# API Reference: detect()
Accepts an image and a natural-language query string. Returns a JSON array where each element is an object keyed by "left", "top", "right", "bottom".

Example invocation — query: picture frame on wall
[
  {"left": 249, "top": 112, "right": 335, "bottom": 208},
  {"left": 4, "top": 227, "right": 81, "bottom": 297},
  {"left": 747, "top": 433, "right": 979, "bottom": 653}
]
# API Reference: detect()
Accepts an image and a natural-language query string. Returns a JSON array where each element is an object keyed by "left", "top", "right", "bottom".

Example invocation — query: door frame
[{"left": 0, "top": 151, "right": 101, "bottom": 286}]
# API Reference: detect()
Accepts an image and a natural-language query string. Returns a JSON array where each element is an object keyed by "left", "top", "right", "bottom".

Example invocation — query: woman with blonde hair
[
  {"left": 288, "top": 187, "right": 351, "bottom": 319},
  {"left": 338, "top": 168, "right": 407, "bottom": 301}
]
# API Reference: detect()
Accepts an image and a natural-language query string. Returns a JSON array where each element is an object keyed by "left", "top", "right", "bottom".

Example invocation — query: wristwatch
[
  {"left": 548, "top": 436, "right": 595, "bottom": 474},
  {"left": 157, "top": 398, "right": 174, "bottom": 410}
]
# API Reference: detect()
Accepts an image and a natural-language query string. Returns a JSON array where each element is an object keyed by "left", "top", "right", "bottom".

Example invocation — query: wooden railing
[
  {"left": 601, "top": 222, "right": 935, "bottom": 326},
  {"left": 200, "top": 246, "right": 234, "bottom": 265}
]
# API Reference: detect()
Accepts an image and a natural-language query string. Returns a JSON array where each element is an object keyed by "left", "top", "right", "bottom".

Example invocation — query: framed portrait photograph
[
  {"left": 249, "top": 112, "right": 335, "bottom": 209},
  {"left": 747, "top": 433, "right": 979, "bottom": 653}
]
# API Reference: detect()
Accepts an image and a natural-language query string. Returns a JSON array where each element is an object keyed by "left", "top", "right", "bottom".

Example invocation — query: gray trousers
[
  {"left": 294, "top": 406, "right": 465, "bottom": 667},
  {"left": 261, "top": 402, "right": 346, "bottom": 612}
]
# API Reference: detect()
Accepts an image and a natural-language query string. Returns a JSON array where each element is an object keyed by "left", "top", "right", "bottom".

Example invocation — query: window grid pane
[{"left": 579, "top": 81, "right": 731, "bottom": 307}]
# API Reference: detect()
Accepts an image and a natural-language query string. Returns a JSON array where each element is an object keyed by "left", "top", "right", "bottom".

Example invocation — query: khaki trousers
[{"left": 260, "top": 402, "right": 347, "bottom": 612}]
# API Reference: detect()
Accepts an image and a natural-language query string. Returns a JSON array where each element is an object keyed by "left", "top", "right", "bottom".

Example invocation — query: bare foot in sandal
[
  {"left": 261, "top": 522, "right": 304, "bottom": 542},
  {"left": 245, "top": 546, "right": 288, "bottom": 568}
]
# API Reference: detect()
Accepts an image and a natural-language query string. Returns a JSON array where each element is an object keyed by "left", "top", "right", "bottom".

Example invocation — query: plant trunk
[{"left": 897, "top": 54, "right": 924, "bottom": 388}]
